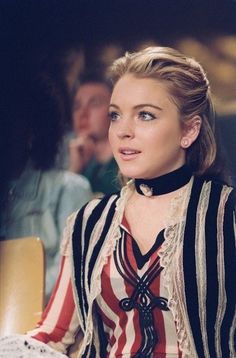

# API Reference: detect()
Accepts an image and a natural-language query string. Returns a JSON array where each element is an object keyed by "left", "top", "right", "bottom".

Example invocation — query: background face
[
  {"left": 72, "top": 83, "right": 111, "bottom": 140},
  {"left": 109, "top": 75, "right": 186, "bottom": 179}
]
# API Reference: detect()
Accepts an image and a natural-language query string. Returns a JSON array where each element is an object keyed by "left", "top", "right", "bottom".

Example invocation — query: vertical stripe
[
  {"left": 82, "top": 196, "right": 113, "bottom": 312},
  {"left": 183, "top": 177, "right": 205, "bottom": 357},
  {"left": 160, "top": 177, "right": 195, "bottom": 357},
  {"left": 48, "top": 280, "right": 75, "bottom": 342},
  {"left": 204, "top": 183, "right": 221, "bottom": 357},
  {"left": 195, "top": 181, "right": 211, "bottom": 358},
  {"left": 215, "top": 187, "right": 229, "bottom": 357},
  {"left": 72, "top": 204, "right": 87, "bottom": 330},
  {"left": 88, "top": 197, "right": 118, "bottom": 288},
  {"left": 153, "top": 273, "right": 166, "bottom": 356},
  {"left": 125, "top": 235, "right": 140, "bottom": 355},
  {"left": 96, "top": 298, "right": 117, "bottom": 347},
  {"left": 229, "top": 207, "right": 236, "bottom": 358},
  {"left": 218, "top": 189, "right": 236, "bottom": 357},
  {"left": 39, "top": 256, "right": 66, "bottom": 323},
  {"left": 30, "top": 256, "right": 78, "bottom": 352},
  {"left": 107, "top": 256, "right": 125, "bottom": 355}
]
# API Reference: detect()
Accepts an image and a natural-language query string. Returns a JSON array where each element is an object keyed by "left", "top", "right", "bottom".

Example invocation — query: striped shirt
[
  {"left": 96, "top": 217, "right": 182, "bottom": 357},
  {"left": 30, "top": 216, "right": 182, "bottom": 357},
  {"left": 28, "top": 177, "right": 236, "bottom": 357}
]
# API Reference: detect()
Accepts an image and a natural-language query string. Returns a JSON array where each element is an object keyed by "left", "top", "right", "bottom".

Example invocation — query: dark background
[
  {"left": 1, "top": 0, "right": 236, "bottom": 183},
  {"left": 1, "top": 0, "right": 236, "bottom": 63}
]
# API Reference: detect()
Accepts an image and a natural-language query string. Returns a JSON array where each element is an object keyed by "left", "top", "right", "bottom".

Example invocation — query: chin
[
  {"left": 119, "top": 169, "right": 146, "bottom": 180},
  {"left": 117, "top": 160, "right": 149, "bottom": 179}
]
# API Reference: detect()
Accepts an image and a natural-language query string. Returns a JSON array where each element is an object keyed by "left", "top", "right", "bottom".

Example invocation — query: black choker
[{"left": 134, "top": 165, "right": 192, "bottom": 197}]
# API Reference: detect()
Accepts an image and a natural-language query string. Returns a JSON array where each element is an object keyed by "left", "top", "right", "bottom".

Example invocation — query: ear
[{"left": 180, "top": 115, "right": 202, "bottom": 149}]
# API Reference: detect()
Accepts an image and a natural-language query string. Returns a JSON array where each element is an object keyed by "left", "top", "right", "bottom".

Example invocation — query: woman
[{"left": 1, "top": 47, "right": 235, "bottom": 357}]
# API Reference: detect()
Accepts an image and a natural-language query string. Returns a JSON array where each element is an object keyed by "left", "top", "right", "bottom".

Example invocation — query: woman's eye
[
  {"left": 109, "top": 111, "right": 120, "bottom": 121},
  {"left": 139, "top": 111, "right": 156, "bottom": 121}
]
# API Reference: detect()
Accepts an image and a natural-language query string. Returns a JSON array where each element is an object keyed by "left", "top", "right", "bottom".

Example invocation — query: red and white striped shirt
[
  {"left": 29, "top": 217, "right": 182, "bottom": 357},
  {"left": 96, "top": 218, "right": 182, "bottom": 357}
]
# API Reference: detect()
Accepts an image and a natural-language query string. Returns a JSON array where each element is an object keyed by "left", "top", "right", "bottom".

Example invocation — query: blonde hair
[{"left": 109, "top": 47, "right": 221, "bottom": 177}]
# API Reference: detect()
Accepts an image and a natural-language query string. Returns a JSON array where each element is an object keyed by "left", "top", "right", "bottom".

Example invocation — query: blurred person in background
[
  {"left": 0, "top": 72, "right": 92, "bottom": 299},
  {"left": 57, "top": 70, "right": 120, "bottom": 196}
]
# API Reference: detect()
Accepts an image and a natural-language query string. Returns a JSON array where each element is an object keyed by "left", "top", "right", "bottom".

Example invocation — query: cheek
[
  {"left": 108, "top": 126, "right": 114, "bottom": 145},
  {"left": 142, "top": 127, "right": 181, "bottom": 152},
  {"left": 109, "top": 126, "right": 119, "bottom": 153},
  {"left": 72, "top": 111, "right": 78, "bottom": 122}
]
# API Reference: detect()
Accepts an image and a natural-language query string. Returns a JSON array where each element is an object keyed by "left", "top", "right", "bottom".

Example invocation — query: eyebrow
[{"left": 109, "top": 103, "right": 163, "bottom": 111}]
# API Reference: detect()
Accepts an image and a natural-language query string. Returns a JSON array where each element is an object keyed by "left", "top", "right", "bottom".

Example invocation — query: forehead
[
  {"left": 75, "top": 82, "right": 111, "bottom": 99},
  {"left": 111, "top": 74, "right": 175, "bottom": 108}
]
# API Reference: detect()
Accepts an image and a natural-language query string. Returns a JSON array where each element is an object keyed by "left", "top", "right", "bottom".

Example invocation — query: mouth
[{"left": 118, "top": 148, "right": 141, "bottom": 160}]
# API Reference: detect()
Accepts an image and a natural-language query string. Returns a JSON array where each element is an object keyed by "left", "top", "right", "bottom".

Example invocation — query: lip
[{"left": 118, "top": 147, "right": 141, "bottom": 160}]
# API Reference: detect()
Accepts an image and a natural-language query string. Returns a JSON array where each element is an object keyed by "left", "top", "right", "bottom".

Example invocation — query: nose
[
  {"left": 78, "top": 105, "right": 89, "bottom": 120},
  {"left": 73, "top": 106, "right": 90, "bottom": 133},
  {"left": 77, "top": 106, "right": 91, "bottom": 127},
  {"left": 116, "top": 118, "right": 135, "bottom": 139}
]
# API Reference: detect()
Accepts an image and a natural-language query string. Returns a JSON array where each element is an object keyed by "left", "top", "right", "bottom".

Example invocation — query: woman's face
[{"left": 108, "top": 74, "right": 186, "bottom": 179}]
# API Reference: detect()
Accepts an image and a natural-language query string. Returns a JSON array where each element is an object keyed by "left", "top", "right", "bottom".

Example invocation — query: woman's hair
[{"left": 109, "top": 46, "right": 230, "bottom": 183}]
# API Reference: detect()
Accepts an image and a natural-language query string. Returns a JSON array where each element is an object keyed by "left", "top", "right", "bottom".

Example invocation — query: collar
[{"left": 134, "top": 165, "right": 192, "bottom": 197}]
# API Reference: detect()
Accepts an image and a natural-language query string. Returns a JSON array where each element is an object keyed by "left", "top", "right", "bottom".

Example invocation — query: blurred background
[{"left": 1, "top": 0, "right": 236, "bottom": 180}]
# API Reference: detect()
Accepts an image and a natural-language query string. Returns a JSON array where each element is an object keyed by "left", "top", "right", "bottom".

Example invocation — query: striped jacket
[{"left": 65, "top": 176, "right": 235, "bottom": 358}]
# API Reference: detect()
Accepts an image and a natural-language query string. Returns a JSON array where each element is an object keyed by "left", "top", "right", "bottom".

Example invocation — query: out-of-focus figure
[
  {"left": 57, "top": 70, "right": 120, "bottom": 196},
  {"left": 0, "top": 73, "right": 92, "bottom": 298}
]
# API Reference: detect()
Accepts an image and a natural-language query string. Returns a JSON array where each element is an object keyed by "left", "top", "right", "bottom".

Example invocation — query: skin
[
  {"left": 108, "top": 74, "right": 201, "bottom": 254},
  {"left": 72, "top": 83, "right": 111, "bottom": 139},
  {"left": 108, "top": 74, "right": 186, "bottom": 179},
  {"left": 69, "top": 82, "right": 113, "bottom": 172}
]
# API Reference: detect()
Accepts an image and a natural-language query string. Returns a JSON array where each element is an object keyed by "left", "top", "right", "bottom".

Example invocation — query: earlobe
[
  {"left": 181, "top": 138, "right": 190, "bottom": 148},
  {"left": 181, "top": 116, "right": 202, "bottom": 148}
]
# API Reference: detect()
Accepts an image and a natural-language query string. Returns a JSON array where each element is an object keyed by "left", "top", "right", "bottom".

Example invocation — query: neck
[{"left": 134, "top": 165, "right": 192, "bottom": 197}]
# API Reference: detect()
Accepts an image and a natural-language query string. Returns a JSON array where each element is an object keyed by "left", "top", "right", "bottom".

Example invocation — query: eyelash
[
  {"left": 108, "top": 111, "right": 120, "bottom": 121},
  {"left": 138, "top": 111, "right": 156, "bottom": 121},
  {"left": 108, "top": 110, "right": 157, "bottom": 122}
]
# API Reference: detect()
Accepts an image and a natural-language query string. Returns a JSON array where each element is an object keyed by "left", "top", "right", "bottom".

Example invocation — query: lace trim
[
  {"left": 195, "top": 181, "right": 211, "bottom": 358},
  {"left": 60, "top": 212, "right": 78, "bottom": 256},
  {"left": 158, "top": 177, "right": 197, "bottom": 357},
  {"left": 215, "top": 186, "right": 232, "bottom": 357},
  {"left": 89, "top": 181, "right": 133, "bottom": 299},
  {"left": 78, "top": 185, "right": 133, "bottom": 355},
  {"left": 60, "top": 199, "right": 101, "bottom": 256},
  {"left": 0, "top": 335, "right": 67, "bottom": 358}
]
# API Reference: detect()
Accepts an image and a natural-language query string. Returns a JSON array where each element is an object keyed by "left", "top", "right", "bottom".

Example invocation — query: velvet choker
[{"left": 134, "top": 165, "right": 192, "bottom": 197}]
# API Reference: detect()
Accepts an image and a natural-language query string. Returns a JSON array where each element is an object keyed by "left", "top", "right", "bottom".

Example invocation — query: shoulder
[
  {"left": 75, "top": 191, "right": 121, "bottom": 222},
  {"left": 40, "top": 169, "right": 92, "bottom": 198},
  {"left": 209, "top": 178, "right": 235, "bottom": 203},
  {"left": 194, "top": 175, "right": 235, "bottom": 196},
  {"left": 193, "top": 176, "right": 235, "bottom": 214},
  {"left": 44, "top": 169, "right": 91, "bottom": 189},
  {"left": 38, "top": 169, "right": 92, "bottom": 210},
  {"left": 71, "top": 191, "right": 120, "bottom": 235},
  {"left": 61, "top": 170, "right": 93, "bottom": 194}
]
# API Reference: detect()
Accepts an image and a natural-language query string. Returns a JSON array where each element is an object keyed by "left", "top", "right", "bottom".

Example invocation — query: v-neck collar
[{"left": 120, "top": 215, "right": 165, "bottom": 269}]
